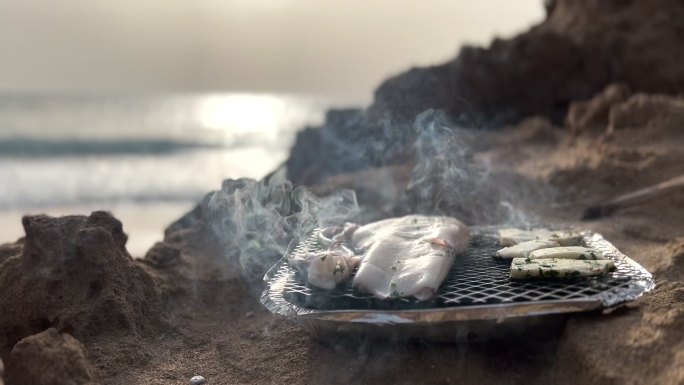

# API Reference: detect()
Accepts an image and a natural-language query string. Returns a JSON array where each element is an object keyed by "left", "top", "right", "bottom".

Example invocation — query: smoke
[
  {"left": 205, "top": 109, "right": 544, "bottom": 281},
  {"left": 206, "top": 178, "right": 359, "bottom": 281},
  {"left": 403, "top": 109, "right": 530, "bottom": 225}
]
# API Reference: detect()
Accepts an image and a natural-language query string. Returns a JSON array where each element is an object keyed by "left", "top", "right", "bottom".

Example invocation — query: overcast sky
[{"left": 0, "top": 0, "right": 544, "bottom": 102}]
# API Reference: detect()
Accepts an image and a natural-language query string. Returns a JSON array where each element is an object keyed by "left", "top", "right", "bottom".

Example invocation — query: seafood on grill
[
  {"left": 509, "top": 257, "right": 616, "bottom": 279},
  {"left": 350, "top": 215, "right": 470, "bottom": 301},
  {"left": 288, "top": 248, "right": 360, "bottom": 290},
  {"left": 302, "top": 215, "right": 471, "bottom": 300}
]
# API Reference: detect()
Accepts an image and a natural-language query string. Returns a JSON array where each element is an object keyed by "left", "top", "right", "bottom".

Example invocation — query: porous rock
[
  {"left": 0, "top": 211, "right": 161, "bottom": 351},
  {"left": 0, "top": 238, "right": 23, "bottom": 266},
  {"left": 8, "top": 328, "right": 96, "bottom": 385}
]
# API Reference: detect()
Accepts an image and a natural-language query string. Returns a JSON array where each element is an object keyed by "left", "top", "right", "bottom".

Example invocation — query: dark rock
[
  {"left": 146, "top": 190, "right": 244, "bottom": 303},
  {"left": 545, "top": 0, "right": 684, "bottom": 94},
  {"left": 0, "top": 211, "right": 161, "bottom": 352},
  {"left": 0, "top": 238, "right": 23, "bottom": 266},
  {"left": 371, "top": 0, "right": 684, "bottom": 128},
  {"left": 143, "top": 241, "right": 182, "bottom": 268},
  {"left": 371, "top": 30, "right": 601, "bottom": 127},
  {"left": 286, "top": 0, "right": 684, "bottom": 186},
  {"left": 286, "top": 108, "right": 415, "bottom": 185},
  {"left": 8, "top": 328, "right": 96, "bottom": 385},
  {"left": 165, "top": 192, "right": 215, "bottom": 238}
]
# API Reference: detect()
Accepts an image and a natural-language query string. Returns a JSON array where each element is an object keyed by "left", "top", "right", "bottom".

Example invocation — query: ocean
[{"left": 0, "top": 93, "right": 355, "bottom": 255}]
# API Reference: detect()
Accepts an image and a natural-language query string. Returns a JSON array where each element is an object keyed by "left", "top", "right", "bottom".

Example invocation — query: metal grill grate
[{"left": 262, "top": 227, "right": 654, "bottom": 320}]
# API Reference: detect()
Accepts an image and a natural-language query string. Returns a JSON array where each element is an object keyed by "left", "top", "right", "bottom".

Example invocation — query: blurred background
[{"left": 0, "top": 0, "right": 544, "bottom": 256}]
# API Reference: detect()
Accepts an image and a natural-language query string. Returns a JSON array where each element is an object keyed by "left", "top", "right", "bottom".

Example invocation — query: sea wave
[
  {"left": 0, "top": 93, "right": 358, "bottom": 210},
  {"left": 0, "top": 138, "right": 223, "bottom": 157}
]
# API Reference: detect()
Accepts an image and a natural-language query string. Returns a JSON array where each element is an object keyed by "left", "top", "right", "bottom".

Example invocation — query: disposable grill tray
[{"left": 261, "top": 227, "right": 654, "bottom": 330}]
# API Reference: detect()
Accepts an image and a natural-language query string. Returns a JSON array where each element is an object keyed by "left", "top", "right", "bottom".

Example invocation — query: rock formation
[
  {"left": 286, "top": 0, "right": 684, "bottom": 185},
  {"left": 0, "top": 211, "right": 161, "bottom": 353},
  {"left": 8, "top": 328, "right": 96, "bottom": 385}
]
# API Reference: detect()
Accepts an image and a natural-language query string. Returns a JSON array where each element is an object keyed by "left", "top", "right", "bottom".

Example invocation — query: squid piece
[
  {"left": 289, "top": 249, "right": 360, "bottom": 290},
  {"left": 351, "top": 215, "right": 470, "bottom": 301}
]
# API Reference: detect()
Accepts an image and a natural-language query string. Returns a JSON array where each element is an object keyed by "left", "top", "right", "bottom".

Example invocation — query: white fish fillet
[
  {"left": 509, "top": 257, "right": 616, "bottom": 279},
  {"left": 496, "top": 239, "right": 561, "bottom": 259},
  {"left": 351, "top": 215, "right": 470, "bottom": 301},
  {"left": 289, "top": 249, "right": 360, "bottom": 290},
  {"left": 528, "top": 246, "right": 604, "bottom": 260}
]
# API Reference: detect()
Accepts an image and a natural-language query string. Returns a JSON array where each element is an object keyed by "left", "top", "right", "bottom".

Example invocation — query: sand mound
[
  {"left": 0, "top": 211, "right": 161, "bottom": 353},
  {"left": 7, "top": 328, "right": 96, "bottom": 385}
]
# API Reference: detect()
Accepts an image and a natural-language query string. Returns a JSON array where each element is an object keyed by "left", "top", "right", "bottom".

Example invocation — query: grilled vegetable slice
[
  {"left": 528, "top": 246, "right": 605, "bottom": 260},
  {"left": 497, "top": 228, "right": 551, "bottom": 246},
  {"left": 547, "top": 231, "right": 584, "bottom": 246},
  {"left": 509, "top": 257, "right": 616, "bottom": 279},
  {"left": 496, "top": 239, "right": 561, "bottom": 259}
]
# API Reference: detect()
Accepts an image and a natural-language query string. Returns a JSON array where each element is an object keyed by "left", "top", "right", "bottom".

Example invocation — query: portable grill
[{"left": 261, "top": 227, "right": 655, "bottom": 340}]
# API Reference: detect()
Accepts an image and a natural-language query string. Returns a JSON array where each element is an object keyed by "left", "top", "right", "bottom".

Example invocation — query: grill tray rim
[{"left": 261, "top": 226, "right": 655, "bottom": 324}]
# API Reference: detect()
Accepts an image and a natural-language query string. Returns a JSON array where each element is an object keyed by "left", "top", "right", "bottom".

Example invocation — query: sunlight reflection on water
[{"left": 0, "top": 93, "right": 354, "bottom": 208}]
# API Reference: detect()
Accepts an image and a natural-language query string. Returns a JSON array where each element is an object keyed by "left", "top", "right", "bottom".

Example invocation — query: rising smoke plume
[
  {"left": 207, "top": 178, "right": 359, "bottom": 281},
  {"left": 206, "top": 109, "right": 543, "bottom": 281}
]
